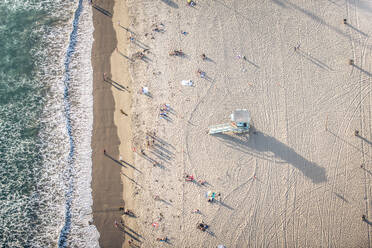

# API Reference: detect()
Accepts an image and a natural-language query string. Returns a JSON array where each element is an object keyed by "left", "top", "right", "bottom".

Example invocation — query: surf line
[{"left": 58, "top": 0, "right": 83, "bottom": 247}]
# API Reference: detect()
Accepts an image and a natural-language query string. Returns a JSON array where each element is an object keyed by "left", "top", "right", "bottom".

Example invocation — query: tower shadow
[
  {"left": 213, "top": 130, "right": 327, "bottom": 184},
  {"left": 160, "top": 0, "right": 179, "bottom": 8}
]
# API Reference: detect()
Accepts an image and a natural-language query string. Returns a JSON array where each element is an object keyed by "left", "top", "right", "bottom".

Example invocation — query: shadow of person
[
  {"left": 160, "top": 0, "right": 179, "bottom": 8},
  {"left": 213, "top": 130, "right": 327, "bottom": 184},
  {"left": 358, "top": 135, "right": 372, "bottom": 146}
]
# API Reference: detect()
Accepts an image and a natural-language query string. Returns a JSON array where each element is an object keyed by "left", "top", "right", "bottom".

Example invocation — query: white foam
[
  {"left": 37, "top": 0, "right": 99, "bottom": 247},
  {"left": 0, "top": 0, "right": 100, "bottom": 246},
  {"left": 61, "top": 1, "right": 100, "bottom": 246}
]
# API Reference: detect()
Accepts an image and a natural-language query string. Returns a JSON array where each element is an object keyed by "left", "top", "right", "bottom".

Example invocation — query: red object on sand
[{"left": 186, "top": 175, "right": 194, "bottom": 181}]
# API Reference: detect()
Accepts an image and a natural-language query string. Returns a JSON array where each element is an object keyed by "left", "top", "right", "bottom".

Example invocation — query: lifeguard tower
[{"left": 208, "top": 109, "right": 251, "bottom": 134}]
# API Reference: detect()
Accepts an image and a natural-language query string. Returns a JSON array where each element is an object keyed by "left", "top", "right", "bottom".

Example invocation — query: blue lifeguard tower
[{"left": 208, "top": 109, "right": 251, "bottom": 134}]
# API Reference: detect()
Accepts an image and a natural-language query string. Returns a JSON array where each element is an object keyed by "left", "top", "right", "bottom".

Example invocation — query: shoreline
[{"left": 91, "top": 0, "right": 126, "bottom": 247}]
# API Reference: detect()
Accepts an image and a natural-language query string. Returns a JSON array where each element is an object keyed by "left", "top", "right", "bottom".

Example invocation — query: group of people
[{"left": 159, "top": 103, "right": 171, "bottom": 119}]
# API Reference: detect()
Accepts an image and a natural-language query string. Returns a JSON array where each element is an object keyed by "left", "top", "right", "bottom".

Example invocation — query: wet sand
[{"left": 91, "top": 0, "right": 124, "bottom": 247}]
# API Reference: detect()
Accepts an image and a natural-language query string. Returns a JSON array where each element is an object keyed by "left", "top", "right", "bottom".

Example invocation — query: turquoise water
[{"left": 0, "top": 1, "right": 98, "bottom": 247}]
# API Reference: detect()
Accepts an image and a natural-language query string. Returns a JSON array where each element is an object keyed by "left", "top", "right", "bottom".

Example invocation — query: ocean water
[{"left": 0, "top": 0, "right": 99, "bottom": 247}]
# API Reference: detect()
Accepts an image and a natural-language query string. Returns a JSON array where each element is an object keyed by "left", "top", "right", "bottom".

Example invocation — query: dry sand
[{"left": 105, "top": 0, "right": 372, "bottom": 247}]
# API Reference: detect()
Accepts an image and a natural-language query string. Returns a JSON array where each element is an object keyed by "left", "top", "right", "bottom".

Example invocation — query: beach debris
[
  {"left": 181, "top": 31, "right": 188, "bottom": 35},
  {"left": 181, "top": 80, "right": 193, "bottom": 86}
]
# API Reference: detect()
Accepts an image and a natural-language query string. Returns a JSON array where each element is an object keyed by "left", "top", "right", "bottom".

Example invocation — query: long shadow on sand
[
  {"left": 160, "top": 0, "right": 178, "bottom": 8},
  {"left": 213, "top": 130, "right": 327, "bottom": 184}
]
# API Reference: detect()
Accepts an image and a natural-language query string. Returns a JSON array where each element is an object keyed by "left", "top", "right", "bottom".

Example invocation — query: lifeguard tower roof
[{"left": 231, "top": 109, "right": 250, "bottom": 123}]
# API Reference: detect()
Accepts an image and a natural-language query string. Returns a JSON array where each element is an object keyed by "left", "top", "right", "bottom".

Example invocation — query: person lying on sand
[
  {"left": 185, "top": 174, "right": 194, "bottom": 181},
  {"left": 156, "top": 237, "right": 169, "bottom": 242}
]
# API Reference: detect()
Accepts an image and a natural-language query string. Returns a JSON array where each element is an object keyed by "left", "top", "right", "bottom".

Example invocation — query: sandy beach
[
  {"left": 91, "top": 0, "right": 126, "bottom": 247},
  {"left": 93, "top": 0, "right": 372, "bottom": 247}
]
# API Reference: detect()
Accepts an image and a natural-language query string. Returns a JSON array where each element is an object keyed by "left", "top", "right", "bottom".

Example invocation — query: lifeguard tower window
[{"left": 231, "top": 109, "right": 250, "bottom": 124}]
